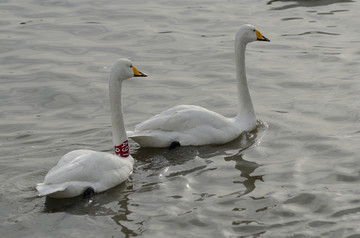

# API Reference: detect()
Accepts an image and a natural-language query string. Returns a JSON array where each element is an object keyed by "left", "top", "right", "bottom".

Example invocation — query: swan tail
[
  {"left": 36, "top": 183, "right": 67, "bottom": 197},
  {"left": 129, "top": 134, "right": 159, "bottom": 147},
  {"left": 128, "top": 132, "right": 172, "bottom": 148}
]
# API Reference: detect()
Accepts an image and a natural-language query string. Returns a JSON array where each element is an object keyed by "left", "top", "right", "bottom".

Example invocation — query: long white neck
[
  {"left": 109, "top": 74, "right": 128, "bottom": 146},
  {"left": 234, "top": 39, "right": 256, "bottom": 129}
]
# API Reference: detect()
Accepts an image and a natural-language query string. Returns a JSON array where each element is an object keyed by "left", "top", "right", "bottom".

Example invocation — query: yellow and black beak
[
  {"left": 132, "top": 66, "right": 147, "bottom": 77},
  {"left": 255, "top": 29, "right": 270, "bottom": 42}
]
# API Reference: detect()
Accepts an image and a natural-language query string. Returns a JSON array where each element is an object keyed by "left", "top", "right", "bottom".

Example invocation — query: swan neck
[
  {"left": 235, "top": 41, "right": 256, "bottom": 123},
  {"left": 109, "top": 76, "right": 128, "bottom": 147}
]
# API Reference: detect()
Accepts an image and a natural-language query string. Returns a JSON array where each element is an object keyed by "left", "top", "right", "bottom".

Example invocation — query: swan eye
[
  {"left": 130, "top": 65, "right": 133, "bottom": 68},
  {"left": 253, "top": 29, "right": 256, "bottom": 32}
]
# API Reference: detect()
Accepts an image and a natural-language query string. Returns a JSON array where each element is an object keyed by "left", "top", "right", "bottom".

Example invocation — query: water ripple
[{"left": 1, "top": 0, "right": 360, "bottom": 237}]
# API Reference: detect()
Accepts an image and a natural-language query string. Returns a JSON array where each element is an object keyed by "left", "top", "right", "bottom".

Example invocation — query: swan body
[
  {"left": 127, "top": 105, "right": 253, "bottom": 147},
  {"left": 36, "top": 59, "right": 147, "bottom": 198},
  {"left": 128, "top": 24, "right": 269, "bottom": 147}
]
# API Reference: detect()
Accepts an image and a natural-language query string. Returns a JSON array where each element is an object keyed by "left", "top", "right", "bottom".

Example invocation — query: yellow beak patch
[
  {"left": 132, "top": 66, "right": 147, "bottom": 77},
  {"left": 255, "top": 30, "right": 270, "bottom": 42}
]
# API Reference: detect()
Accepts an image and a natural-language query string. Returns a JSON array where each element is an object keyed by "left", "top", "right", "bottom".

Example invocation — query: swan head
[
  {"left": 111, "top": 58, "right": 147, "bottom": 82},
  {"left": 236, "top": 24, "right": 270, "bottom": 44}
]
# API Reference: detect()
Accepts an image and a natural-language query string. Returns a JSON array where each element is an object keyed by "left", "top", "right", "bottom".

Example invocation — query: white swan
[
  {"left": 127, "top": 24, "right": 269, "bottom": 148},
  {"left": 36, "top": 58, "right": 147, "bottom": 198}
]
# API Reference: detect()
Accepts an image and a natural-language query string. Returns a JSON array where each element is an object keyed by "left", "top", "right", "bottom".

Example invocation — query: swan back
[{"left": 36, "top": 150, "right": 134, "bottom": 198}]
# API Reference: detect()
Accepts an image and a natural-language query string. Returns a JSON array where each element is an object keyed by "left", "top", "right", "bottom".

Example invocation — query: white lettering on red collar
[{"left": 114, "top": 140, "right": 129, "bottom": 157}]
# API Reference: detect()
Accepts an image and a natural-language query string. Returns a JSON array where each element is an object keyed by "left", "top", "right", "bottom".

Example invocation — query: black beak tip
[
  {"left": 258, "top": 36, "right": 270, "bottom": 42},
  {"left": 135, "top": 72, "right": 148, "bottom": 77},
  {"left": 261, "top": 37, "right": 270, "bottom": 42}
]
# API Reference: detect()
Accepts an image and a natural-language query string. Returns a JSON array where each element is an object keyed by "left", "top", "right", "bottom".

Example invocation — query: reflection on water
[
  {"left": 225, "top": 153, "right": 263, "bottom": 198},
  {"left": 43, "top": 182, "right": 129, "bottom": 214},
  {"left": 267, "top": 0, "right": 354, "bottom": 10},
  {"left": 44, "top": 182, "right": 140, "bottom": 235}
]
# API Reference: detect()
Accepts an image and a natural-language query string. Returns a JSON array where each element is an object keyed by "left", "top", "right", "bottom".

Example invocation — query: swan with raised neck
[
  {"left": 128, "top": 24, "right": 270, "bottom": 148},
  {"left": 233, "top": 24, "right": 270, "bottom": 130},
  {"left": 109, "top": 59, "right": 147, "bottom": 156},
  {"left": 36, "top": 58, "right": 147, "bottom": 198}
]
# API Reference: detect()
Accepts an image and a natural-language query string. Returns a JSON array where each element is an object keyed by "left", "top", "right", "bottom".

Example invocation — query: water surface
[{"left": 1, "top": 0, "right": 359, "bottom": 237}]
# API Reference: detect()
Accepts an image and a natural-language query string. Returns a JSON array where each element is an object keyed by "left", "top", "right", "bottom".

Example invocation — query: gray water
[{"left": 1, "top": 0, "right": 359, "bottom": 237}]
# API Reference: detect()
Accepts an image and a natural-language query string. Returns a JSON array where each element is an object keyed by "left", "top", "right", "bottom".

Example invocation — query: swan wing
[
  {"left": 129, "top": 105, "right": 241, "bottom": 147},
  {"left": 135, "top": 105, "right": 228, "bottom": 132}
]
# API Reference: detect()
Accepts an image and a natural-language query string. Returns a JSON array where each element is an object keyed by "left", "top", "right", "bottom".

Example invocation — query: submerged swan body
[
  {"left": 128, "top": 24, "right": 269, "bottom": 147},
  {"left": 36, "top": 59, "right": 147, "bottom": 198}
]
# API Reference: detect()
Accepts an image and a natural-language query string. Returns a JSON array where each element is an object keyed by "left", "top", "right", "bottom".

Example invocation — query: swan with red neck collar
[{"left": 36, "top": 58, "right": 147, "bottom": 198}]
